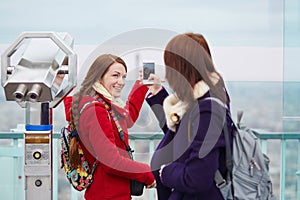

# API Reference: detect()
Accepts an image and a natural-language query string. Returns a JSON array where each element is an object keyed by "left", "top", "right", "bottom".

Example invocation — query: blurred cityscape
[{"left": 1, "top": 80, "right": 300, "bottom": 199}]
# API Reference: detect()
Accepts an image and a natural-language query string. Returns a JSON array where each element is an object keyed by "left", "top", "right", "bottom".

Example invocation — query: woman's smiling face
[{"left": 101, "top": 62, "right": 127, "bottom": 98}]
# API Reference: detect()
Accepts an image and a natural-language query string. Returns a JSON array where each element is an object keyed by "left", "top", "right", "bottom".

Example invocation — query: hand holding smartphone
[{"left": 142, "top": 61, "right": 155, "bottom": 85}]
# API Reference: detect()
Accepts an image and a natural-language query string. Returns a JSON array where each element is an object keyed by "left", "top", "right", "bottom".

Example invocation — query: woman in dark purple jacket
[{"left": 146, "top": 33, "right": 233, "bottom": 199}]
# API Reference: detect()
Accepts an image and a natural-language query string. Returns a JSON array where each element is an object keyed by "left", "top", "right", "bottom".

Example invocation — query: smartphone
[{"left": 142, "top": 61, "right": 155, "bottom": 84}]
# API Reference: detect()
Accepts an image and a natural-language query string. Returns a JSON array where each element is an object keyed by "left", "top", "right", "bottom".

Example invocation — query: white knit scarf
[
  {"left": 92, "top": 81, "right": 125, "bottom": 108},
  {"left": 163, "top": 73, "right": 219, "bottom": 131}
]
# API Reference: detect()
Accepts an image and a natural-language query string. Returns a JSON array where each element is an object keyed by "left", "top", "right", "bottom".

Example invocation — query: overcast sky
[
  {"left": 0, "top": 0, "right": 286, "bottom": 46},
  {"left": 0, "top": 0, "right": 299, "bottom": 82}
]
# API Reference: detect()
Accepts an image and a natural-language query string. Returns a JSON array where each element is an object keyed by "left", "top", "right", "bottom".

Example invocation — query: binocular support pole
[{"left": 24, "top": 102, "right": 52, "bottom": 200}]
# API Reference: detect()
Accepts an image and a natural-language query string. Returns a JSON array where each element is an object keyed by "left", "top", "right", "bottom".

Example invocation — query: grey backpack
[{"left": 215, "top": 109, "right": 276, "bottom": 200}]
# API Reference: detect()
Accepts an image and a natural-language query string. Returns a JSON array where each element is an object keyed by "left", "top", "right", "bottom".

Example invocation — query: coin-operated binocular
[{"left": 1, "top": 32, "right": 77, "bottom": 200}]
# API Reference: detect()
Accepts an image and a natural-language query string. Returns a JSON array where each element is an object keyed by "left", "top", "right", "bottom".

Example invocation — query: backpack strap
[
  {"left": 204, "top": 97, "right": 234, "bottom": 189},
  {"left": 79, "top": 101, "right": 97, "bottom": 114},
  {"left": 69, "top": 101, "right": 95, "bottom": 135},
  {"left": 187, "top": 97, "right": 233, "bottom": 189},
  {"left": 215, "top": 169, "right": 227, "bottom": 188},
  {"left": 236, "top": 110, "right": 243, "bottom": 129},
  {"left": 215, "top": 117, "right": 232, "bottom": 189},
  {"left": 206, "top": 97, "right": 238, "bottom": 189},
  {"left": 74, "top": 100, "right": 100, "bottom": 166}
]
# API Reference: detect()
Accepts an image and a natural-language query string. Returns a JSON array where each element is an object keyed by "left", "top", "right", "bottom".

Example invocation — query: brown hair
[
  {"left": 69, "top": 54, "right": 127, "bottom": 169},
  {"left": 185, "top": 33, "right": 212, "bottom": 58},
  {"left": 164, "top": 33, "right": 227, "bottom": 105}
]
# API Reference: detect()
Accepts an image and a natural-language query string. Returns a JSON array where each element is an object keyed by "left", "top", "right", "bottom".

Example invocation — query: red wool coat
[{"left": 63, "top": 81, "right": 154, "bottom": 200}]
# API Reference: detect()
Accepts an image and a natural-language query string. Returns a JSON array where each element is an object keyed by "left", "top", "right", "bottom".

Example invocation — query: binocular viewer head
[{"left": 1, "top": 32, "right": 77, "bottom": 107}]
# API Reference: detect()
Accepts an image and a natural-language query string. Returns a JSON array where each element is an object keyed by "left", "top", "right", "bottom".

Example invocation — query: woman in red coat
[{"left": 64, "top": 54, "right": 156, "bottom": 200}]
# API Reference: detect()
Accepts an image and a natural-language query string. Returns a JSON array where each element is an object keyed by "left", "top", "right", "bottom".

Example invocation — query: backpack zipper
[{"left": 250, "top": 158, "right": 261, "bottom": 177}]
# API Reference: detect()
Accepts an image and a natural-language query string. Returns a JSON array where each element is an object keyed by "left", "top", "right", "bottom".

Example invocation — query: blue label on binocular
[{"left": 25, "top": 124, "right": 52, "bottom": 131}]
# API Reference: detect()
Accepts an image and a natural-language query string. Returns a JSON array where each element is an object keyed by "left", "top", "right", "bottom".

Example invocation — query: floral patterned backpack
[{"left": 60, "top": 101, "right": 98, "bottom": 191}]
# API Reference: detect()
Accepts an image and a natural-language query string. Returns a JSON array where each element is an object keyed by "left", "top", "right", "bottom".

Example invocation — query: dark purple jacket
[{"left": 147, "top": 88, "right": 232, "bottom": 200}]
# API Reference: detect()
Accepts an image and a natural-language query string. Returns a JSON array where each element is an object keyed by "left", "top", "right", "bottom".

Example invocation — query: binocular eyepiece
[
  {"left": 27, "top": 84, "right": 42, "bottom": 103},
  {"left": 13, "top": 84, "right": 27, "bottom": 102},
  {"left": 13, "top": 84, "right": 42, "bottom": 103}
]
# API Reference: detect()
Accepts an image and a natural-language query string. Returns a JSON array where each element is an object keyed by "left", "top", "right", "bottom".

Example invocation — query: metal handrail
[{"left": 1, "top": 131, "right": 300, "bottom": 200}]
